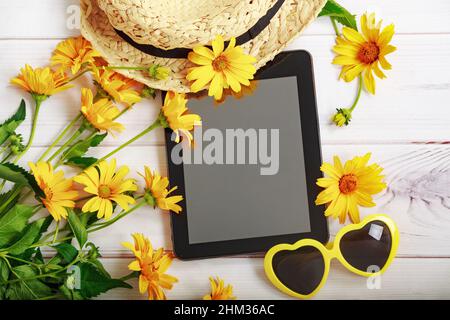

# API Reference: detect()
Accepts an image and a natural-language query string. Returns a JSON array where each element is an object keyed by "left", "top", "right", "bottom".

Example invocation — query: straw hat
[{"left": 80, "top": 0, "right": 326, "bottom": 92}]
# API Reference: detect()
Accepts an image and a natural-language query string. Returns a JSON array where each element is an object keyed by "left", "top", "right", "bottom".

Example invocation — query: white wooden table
[{"left": 1, "top": 0, "right": 450, "bottom": 300}]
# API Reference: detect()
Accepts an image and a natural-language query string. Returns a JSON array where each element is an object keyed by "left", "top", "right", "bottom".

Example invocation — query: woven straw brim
[
  {"left": 97, "top": 0, "right": 282, "bottom": 50},
  {"left": 81, "top": 0, "right": 327, "bottom": 93}
]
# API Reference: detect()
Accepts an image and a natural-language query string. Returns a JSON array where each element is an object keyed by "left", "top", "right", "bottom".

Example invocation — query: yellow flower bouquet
[
  {"left": 0, "top": 36, "right": 200, "bottom": 300},
  {"left": 0, "top": 0, "right": 394, "bottom": 300}
]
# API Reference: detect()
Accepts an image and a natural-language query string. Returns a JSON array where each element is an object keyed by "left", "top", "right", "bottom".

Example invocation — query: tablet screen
[{"left": 178, "top": 76, "right": 311, "bottom": 244}]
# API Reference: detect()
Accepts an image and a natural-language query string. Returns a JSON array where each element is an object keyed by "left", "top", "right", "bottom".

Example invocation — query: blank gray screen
[{"left": 183, "top": 76, "right": 310, "bottom": 244}]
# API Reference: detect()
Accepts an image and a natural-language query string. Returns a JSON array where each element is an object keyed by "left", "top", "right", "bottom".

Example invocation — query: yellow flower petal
[
  {"left": 123, "top": 234, "right": 177, "bottom": 300},
  {"left": 187, "top": 35, "right": 256, "bottom": 101},
  {"left": 333, "top": 13, "right": 395, "bottom": 92},
  {"left": 188, "top": 52, "right": 213, "bottom": 66},
  {"left": 378, "top": 24, "right": 395, "bottom": 47},
  {"left": 128, "top": 260, "right": 141, "bottom": 271},
  {"left": 211, "top": 35, "right": 225, "bottom": 57},
  {"left": 315, "top": 153, "right": 386, "bottom": 224},
  {"left": 363, "top": 67, "right": 376, "bottom": 94},
  {"left": 29, "top": 161, "right": 78, "bottom": 221},
  {"left": 193, "top": 46, "right": 215, "bottom": 59},
  {"left": 342, "top": 27, "right": 366, "bottom": 44}
]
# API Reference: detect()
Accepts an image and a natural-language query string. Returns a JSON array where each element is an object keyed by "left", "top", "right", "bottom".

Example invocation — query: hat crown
[{"left": 98, "top": 0, "right": 279, "bottom": 50}]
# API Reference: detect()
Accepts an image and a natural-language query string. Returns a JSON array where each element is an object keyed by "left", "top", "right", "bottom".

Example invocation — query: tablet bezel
[{"left": 164, "top": 50, "right": 329, "bottom": 259}]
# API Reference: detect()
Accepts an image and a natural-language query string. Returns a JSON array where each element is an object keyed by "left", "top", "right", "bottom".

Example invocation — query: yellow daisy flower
[
  {"left": 203, "top": 277, "right": 236, "bottom": 300},
  {"left": 187, "top": 35, "right": 257, "bottom": 100},
  {"left": 333, "top": 13, "right": 396, "bottom": 94},
  {"left": 80, "top": 88, "right": 124, "bottom": 135},
  {"left": 51, "top": 36, "right": 101, "bottom": 75},
  {"left": 92, "top": 67, "right": 142, "bottom": 107},
  {"left": 74, "top": 159, "right": 137, "bottom": 220},
  {"left": 29, "top": 162, "right": 78, "bottom": 222},
  {"left": 122, "top": 233, "right": 178, "bottom": 300},
  {"left": 315, "top": 153, "right": 387, "bottom": 224},
  {"left": 140, "top": 166, "right": 183, "bottom": 214},
  {"left": 10, "top": 64, "right": 72, "bottom": 99},
  {"left": 214, "top": 80, "right": 258, "bottom": 105},
  {"left": 160, "top": 91, "right": 201, "bottom": 144}
]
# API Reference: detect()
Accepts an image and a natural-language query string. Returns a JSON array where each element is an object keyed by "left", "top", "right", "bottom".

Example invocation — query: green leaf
[
  {"left": 33, "top": 248, "right": 44, "bottom": 264},
  {"left": 0, "top": 163, "right": 44, "bottom": 198},
  {"left": 0, "top": 204, "right": 35, "bottom": 248},
  {"left": 63, "top": 133, "right": 107, "bottom": 160},
  {"left": 0, "top": 258, "right": 9, "bottom": 282},
  {"left": 67, "top": 209, "right": 87, "bottom": 249},
  {"left": 6, "top": 218, "right": 46, "bottom": 255},
  {"left": 0, "top": 190, "right": 21, "bottom": 218},
  {"left": 6, "top": 265, "right": 51, "bottom": 300},
  {"left": 77, "top": 261, "right": 132, "bottom": 299},
  {"left": 0, "top": 259, "right": 9, "bottom": 299},
  {"left": 65, "top": 156, "right": 98, "bottom": 169},
  {"left": 0, "top": 100, "right": 26, "bottom": 146},
  {"left": 80, "top": 212, "right": 99, "bottom": 228},
  {"left": 54, "top": 243, "right": 78, "bottom": 264},
  {"left": 319, "top": 0, "right": 357, "bottom": 30},
  {"left": 59, "top": 284, "right": 85, "bottom": 300},
  {"left": 0, "top": 164, "right": 28, "bottom": 186}
]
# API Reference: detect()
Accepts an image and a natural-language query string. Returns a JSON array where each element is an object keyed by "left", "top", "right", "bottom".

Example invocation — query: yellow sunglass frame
[{"left": 264, "top": 214, "right": 399, "bottom": 299}]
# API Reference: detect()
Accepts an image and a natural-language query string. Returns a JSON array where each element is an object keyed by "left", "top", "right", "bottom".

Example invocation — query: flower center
[
  {"left": 339, "top": 174, "right": 358, "bottom": 194},
  {"left": 98, "top": 184, "right": 111, "bottom": 198},
  {"left": 212, "top": 55, "right": 228, "bottom": 72},
  {"left": 357, "top": 42, "right": 380, "bottom": 64},
  {"left": 42, "top": 185, "right": 53, "bottom": 201}
]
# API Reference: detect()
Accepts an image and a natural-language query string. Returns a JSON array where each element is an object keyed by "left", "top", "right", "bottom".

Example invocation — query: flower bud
[
  {"left": 10, "top": 145, "right": 21, "bottom": 155},
  {"left": 148, "top": 65, "right": 170, "bottom": 80},
  {"left": 141, "top": 86, "right": 156, "bottom": 99},
  {"left": 332, "top": 108, "right": 352, "bottom": 127},
  {"left": 144, "top": 191, "right": 156, "bottom": 207}
]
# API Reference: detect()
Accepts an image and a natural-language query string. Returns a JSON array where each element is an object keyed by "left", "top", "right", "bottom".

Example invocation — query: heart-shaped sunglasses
[{"left": 264, "top": 214, "right": 399, "bottom": 299}]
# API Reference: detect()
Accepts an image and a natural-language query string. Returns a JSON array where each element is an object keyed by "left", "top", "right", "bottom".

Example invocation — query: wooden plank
[
  {"left": 1, "top": 34, "right": 449, "bottom": 145},
  {"left": 1, "top": 0, "right": 449, "bottom": 39},
  {"left": 20, "top": 144, "right": 450, "bottom": 258},
  {"left": 98, "top": 257, "right": 450, "bottom": 300}
]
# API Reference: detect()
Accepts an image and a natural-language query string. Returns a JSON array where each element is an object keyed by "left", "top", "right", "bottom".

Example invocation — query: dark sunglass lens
[
  {"left": 339, "top": 221, "right": 392, "bottom": 273},
  {"left": 272, "top": 245, "right": 325, "bottom": 296}
]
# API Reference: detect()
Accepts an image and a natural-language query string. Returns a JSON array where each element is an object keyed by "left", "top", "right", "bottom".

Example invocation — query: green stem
[
  {"left": 88, "top": 200, "right": 146, "bottom": 233},
  {"left": 105, "top": 66, "right": 146, "bottom": 71},
  {"left": 0, "top": 180, "right": 6, "bottom": 193},
  {"left": 37, "top": 294, "right": 63, "bottom": 301},
  {"left": 0, "top": 186, "right": 22, "bottom": 213},
  {"left": 96, "top": 119, "right": 161, "bottom": 164},
  {"left": 38, "top": 113, "right": 83, "bottom": 162},
  {"left": 5, "top": 255, "right": 43, "bottom": 268},
  {"left": 1, "top": 254, "right": 81, "bottom": 285},
  {"left": 331, "top": 17, "right": 340, "bottom": 36},
  {"left": 2, "top": 151, "right": 13, "bottom": 163},
  {"left": 113, "top": 107, "right": 131, "bottom": 120},
  {"left": 47, "top": 127, "right": 84, "bottom": 162},
  {"left": 349, "top": 75, "right": 363, "bottom": 112},
  {"left": 52, "top": 221, "right": 60, "bottom": 244},
  {"left": 69, "top": 68, "right": 91, "bottom": 83},
  {"left": 0, "top": 144, "right": 10, "bottom": 156},
  {"left": 119, "top": 271, "right": 139, "bottom": 281},
  {"left": 29, "top": 200, "right": 145, "bottom": 249},
  {"left": 55, "top": 129, "right": 97, "bottom": 168},
  {"left": 14, "top": 98, "right": 42, "bottom": 163}
]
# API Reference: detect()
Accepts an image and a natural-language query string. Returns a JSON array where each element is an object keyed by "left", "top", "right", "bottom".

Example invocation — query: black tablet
[{"left": 164, "top": 50, "right": 328, "bottom": 259}]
